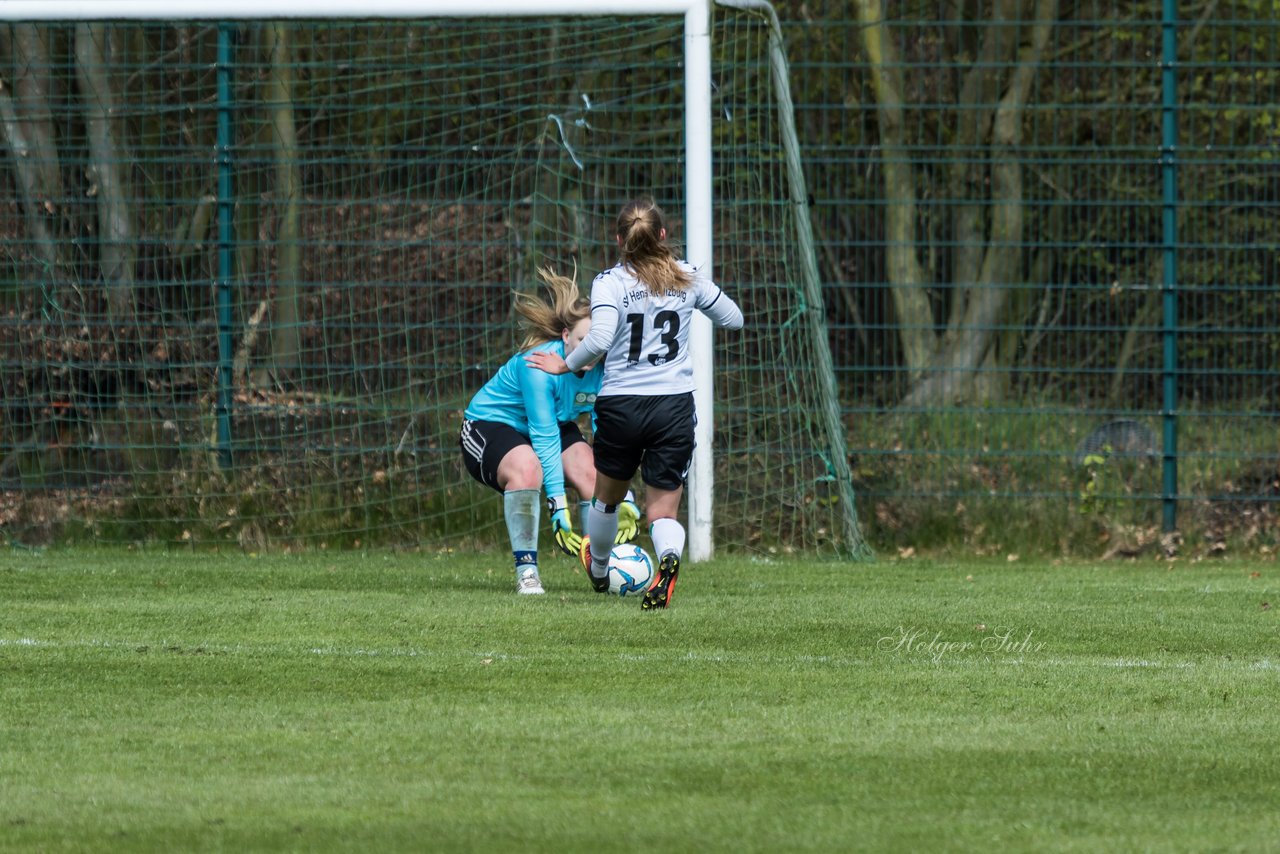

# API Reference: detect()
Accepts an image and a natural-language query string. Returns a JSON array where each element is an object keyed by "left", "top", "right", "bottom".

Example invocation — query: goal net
[{"left": 0, "top": 1, "right": 871, "bottom": 558}]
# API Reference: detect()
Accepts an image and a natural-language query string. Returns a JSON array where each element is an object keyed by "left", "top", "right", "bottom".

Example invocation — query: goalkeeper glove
[
  {"left": 547, "top": 494, "right": 582, "bottom": 557},
  {"left": 615, "top": 492, "right": 640, "bottom": 544}
]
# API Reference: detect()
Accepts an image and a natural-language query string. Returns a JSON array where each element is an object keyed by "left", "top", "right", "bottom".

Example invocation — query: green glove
[
  {"left": 615, "top": 494, "right": 640, "bottom": 544},
  {"left": 547, "top": 494, "right": 583, "bottom": 556}
]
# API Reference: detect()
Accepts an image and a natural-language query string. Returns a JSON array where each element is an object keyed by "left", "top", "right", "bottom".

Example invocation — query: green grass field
[{"left": 2, "top": 549, "right": 1278, "bottom": 852}]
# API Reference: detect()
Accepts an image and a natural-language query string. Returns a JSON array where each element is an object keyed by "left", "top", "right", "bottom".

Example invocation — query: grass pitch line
[{"left": 3, "top": 636, "right": 1278, "bottom": 677}]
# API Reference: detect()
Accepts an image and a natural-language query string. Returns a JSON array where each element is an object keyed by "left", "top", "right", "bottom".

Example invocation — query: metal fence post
[
  {"left": 215, "top": 23, "right": 235, "bottom": 470},
  {"left": 1160, "top": 0, "right": 1180, "bottom": 533}
]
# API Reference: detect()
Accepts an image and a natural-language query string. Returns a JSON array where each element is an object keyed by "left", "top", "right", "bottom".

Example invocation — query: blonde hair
[
  {"left": 616, "top": 199, "right": 693, "bottom": 296},
  {"left": 514, "top": 265, "right": 590, "bottom": 352}
]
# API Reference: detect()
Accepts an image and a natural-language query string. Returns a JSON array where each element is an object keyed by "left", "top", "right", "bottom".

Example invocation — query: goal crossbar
[{"left": 0, "top": 1, "right": 706, "bottom": 20}]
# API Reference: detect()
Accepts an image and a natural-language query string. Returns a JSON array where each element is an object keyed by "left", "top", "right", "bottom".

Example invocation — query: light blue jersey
[{"left": 464, "top": 339, "right": 602, "bottom": 497}]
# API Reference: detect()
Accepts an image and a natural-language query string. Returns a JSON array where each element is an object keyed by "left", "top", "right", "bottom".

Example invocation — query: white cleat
[{"left": 516, "top": 567, "right": 545, "bottom": 595}]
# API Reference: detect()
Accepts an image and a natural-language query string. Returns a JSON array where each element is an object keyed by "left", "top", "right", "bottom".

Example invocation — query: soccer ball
[{"left": 607, "top": 543, "right": 655, "bottom": 597}]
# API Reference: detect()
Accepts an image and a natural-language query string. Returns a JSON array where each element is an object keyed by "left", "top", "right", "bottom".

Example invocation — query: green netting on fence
[
  {"left": 780, "top": 0, "right": 1280, "bottom": 556},
  {"left": 0, "top": 9, "right": 866, "bottom": 555}
]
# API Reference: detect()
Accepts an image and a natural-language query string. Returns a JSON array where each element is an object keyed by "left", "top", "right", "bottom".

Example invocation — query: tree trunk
[
  {"left": 947, "top": 0, "right": 1020, "bottom": 329},
  {"left": 854, "top": 0, "right": 935, "bottom": 376},
  {"left": 901, "top": 0, "right": 1058, "bottom": 407},
  {"left": 75, "top": 23, "right": 136, "bottom": 319},
  {"left": 264, "top": 23, "right": 302, "bottom": 384},
  {"left": 0, "top": 25, "right": 68, "bottom": 284}
]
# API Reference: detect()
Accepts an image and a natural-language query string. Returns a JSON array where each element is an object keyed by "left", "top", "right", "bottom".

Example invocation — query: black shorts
[
  {"left": 459, "top": 419, "right": 586, "bottom": 493},
  {"left": 591, "top": 393, "right": 695, "bottom": 491}
]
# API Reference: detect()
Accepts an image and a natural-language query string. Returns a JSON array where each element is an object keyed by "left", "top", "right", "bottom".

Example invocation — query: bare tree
[
  {"left": 852, "top": 0, "right": 935, "bottom": 375},
  {"left": 75, "top": 23, "right": 136, "bottom": 318},
  {"left": 856, "top": 0, "right": 1058, "bottom": 406},
  {"left": 264, "top": 22, "right": 302, "bottom": 385},
  {"left": 0, "top": 24, "right": 69, "bottom": 285}
]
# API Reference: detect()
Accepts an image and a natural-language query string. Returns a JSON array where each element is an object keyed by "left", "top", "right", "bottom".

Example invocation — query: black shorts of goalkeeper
[{"left": 459, "top": 418, "right": 586, "bottom": 493}]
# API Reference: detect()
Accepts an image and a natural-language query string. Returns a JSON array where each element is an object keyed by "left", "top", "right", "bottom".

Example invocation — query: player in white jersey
[{"left": 526, "top": 200, "right": 743, "bottom": 609}]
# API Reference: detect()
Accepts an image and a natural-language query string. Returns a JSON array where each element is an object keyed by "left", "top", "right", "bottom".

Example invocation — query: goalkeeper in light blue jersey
[{"left": 459, "top": 267, "right": 639, "bottom": 595}]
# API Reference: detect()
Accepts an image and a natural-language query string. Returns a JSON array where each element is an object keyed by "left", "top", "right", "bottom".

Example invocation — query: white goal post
[{"left": 5, "top": 0, "right": 723, "bottom": 558}]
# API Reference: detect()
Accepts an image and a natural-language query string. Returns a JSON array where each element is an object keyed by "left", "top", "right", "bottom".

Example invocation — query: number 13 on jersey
[{"left": 625, "top": 311, "right": 681, "bottom": 366}]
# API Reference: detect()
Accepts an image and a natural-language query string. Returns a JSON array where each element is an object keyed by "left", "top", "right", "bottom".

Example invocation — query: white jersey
[{"left": 565, "top": 261, "right": 744, "bottom": 397}]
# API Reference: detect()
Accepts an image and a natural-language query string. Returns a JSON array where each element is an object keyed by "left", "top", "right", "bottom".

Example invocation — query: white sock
[
  {"left": 650, "top": 517, "right": 685, "bottom": 563},
  {"left": 586, "top": 498, "right": 618, "bottom": 576}
]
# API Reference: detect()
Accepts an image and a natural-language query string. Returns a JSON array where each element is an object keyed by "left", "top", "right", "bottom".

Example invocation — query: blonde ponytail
[{"left": 616, "top": 199, "right": 692, "bottom": 295}]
